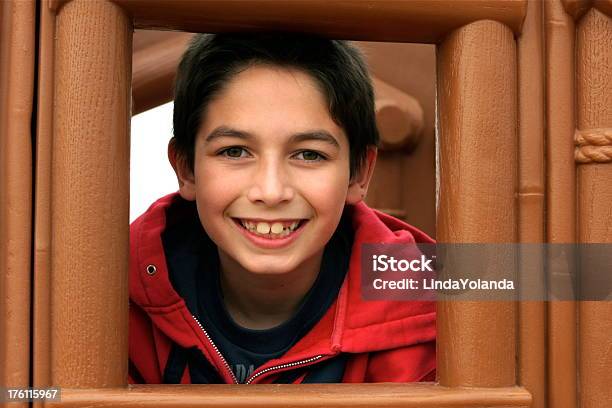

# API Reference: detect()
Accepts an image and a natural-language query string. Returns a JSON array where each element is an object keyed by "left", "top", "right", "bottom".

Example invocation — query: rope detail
[{"left": 574, "top": 128, "right": 612, "bottom": 163}]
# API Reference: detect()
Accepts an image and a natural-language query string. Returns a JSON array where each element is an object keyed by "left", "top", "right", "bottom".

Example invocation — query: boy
[{"left": 129, "top": 33, "right": 435, "bottom": 384}]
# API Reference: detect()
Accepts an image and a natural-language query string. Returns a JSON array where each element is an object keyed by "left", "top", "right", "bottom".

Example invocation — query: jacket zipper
[
  {"left": 245, "top": 355, "right": 324, "bottom": 384},
  {"left": 193, "top": 314, "right": 327, "bottom": 384},
  {"left": 191, "top": 315, "right": 238, "bottom": 384}
]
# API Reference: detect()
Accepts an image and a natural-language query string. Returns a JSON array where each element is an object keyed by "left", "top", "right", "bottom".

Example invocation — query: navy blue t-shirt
[{"left": 163, "top": 203, "right": 353, "bottom": 383}]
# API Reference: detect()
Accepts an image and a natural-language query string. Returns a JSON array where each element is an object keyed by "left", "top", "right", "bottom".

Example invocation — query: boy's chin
[
  {"left": 237, "top": 257, "right": 302, "bottom": 276},
  {"left": 240, "top": 263, "right": 297, "bottom": 276}
]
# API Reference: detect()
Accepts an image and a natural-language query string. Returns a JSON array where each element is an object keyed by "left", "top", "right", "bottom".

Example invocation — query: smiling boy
[{"left": 129, "top": 33, "right": 436, "bottom": 384}]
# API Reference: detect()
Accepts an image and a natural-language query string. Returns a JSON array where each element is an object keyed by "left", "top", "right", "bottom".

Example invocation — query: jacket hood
[{"left": 130, "top": 193, "right": 435, "bottom": 360}]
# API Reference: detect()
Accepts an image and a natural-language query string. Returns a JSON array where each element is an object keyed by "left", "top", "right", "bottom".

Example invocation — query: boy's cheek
[{"left": 307, "top": 180, "right": 350, "bottom": 205}]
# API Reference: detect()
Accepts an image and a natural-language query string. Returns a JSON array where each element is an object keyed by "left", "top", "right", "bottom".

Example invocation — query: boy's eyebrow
[
  {"left": 289, "top": 131, "right": 340, "bottom": 149},
  {"left": 204, "top": 126, "right": 340, "bottom": 149},
  {"left": 204, "top": 126, "right": 251, "bottom": 143}
]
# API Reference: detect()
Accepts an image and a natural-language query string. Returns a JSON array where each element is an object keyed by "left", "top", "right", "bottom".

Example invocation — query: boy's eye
[
  {"left": 219, "top": 147, "right": 249, "bottom": 158},
  {"left": 294, "top": 150, "right": 326, "bottom": 161}
]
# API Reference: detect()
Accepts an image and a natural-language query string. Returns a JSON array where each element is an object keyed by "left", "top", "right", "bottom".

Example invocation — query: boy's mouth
[{"left": 232, "top": 218, "right": 307, "bottom": 239}]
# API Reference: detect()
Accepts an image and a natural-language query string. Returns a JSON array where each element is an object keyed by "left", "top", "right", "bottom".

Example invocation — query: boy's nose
[{"left": 246, "top": 159, "right": 294, "bottom": 206}]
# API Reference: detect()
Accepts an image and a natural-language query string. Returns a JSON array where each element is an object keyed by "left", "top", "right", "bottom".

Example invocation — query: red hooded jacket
[{"left": 129, "top": 193, "right": 436, "bottom": 384}]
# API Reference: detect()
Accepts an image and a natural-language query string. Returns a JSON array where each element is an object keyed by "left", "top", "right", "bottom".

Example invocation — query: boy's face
[{"left": 174, "top": 65, "right": 374, "bottom": 276}]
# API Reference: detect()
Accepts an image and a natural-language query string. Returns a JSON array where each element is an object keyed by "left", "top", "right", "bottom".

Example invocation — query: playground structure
[{"left": 1, "top": 0, "right": 611, "bottom": 407}]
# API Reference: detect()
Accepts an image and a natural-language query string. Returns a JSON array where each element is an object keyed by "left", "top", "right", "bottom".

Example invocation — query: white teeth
[
  {"left": 256, "top": 222, "right": 270, "bottom": 234},
  {"left": 238, "top": 219, "right": 302, "bottom": 238},
  {"left": 270, "top": 222, "right": 284, "bottom": 234}
]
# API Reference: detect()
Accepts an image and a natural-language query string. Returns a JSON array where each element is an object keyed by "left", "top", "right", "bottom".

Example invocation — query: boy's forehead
[
  {"left": 210, "top": 65, "right": 326, "bottom": 112},
  {"left": 197, "top": 65, "right": 348, "bottom": 146}
]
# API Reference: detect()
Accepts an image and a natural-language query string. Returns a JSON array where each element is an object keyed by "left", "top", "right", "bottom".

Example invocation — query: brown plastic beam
[
  {"left": 576, "top": 8, "right": 612, "bottom": 408},
  {"left": 132, "top": 32, "right": 192, "bottom": 114},
  {"left": 372, "top": 77, "right": 424, "bottom": 151},
  {"left": 517, "top": 1, "right": 546, "bottom": 408},
  {"left": 33, "top": 0, "right": 57, "bottom": 396},
  {"left": 48, "top": 384, "right": 532, "bottom": 408},
  {"left": 51, "top": 0, "right": 527, "bottom": 43},
  {"left": 436, "top": 20, "right": 517, "bottom": 387},
  {"left": 0, "top": 0, "right": 35, "bottom": 402},
  {"left": 594, "top": 0, "right": 612, "bottom": 16},
  {"left": 50, "top": 0, "right": 132, "bottom": 387},
  {"left": 562, "top": 0, "right": 594, "bottom": 19},
  {"left": 545, "top": 2, "right": 578, "bottom": 408},
  {"left": 563, "top": 0, "right": 612, "bottom": 18}
]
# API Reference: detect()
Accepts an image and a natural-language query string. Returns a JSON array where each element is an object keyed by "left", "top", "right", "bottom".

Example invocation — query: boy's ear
[
  {"left": 346, "top": 146, "right": 377, "bottom": 205},
  {"left": 168, "top": 139, "right": 196, "bottom": 201}
]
